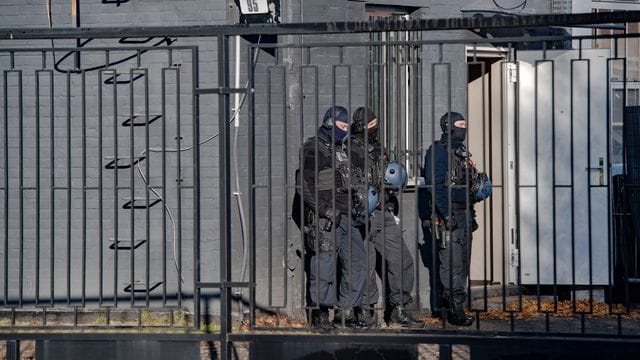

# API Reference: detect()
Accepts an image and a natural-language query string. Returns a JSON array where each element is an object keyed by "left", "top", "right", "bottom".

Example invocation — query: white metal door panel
[{"left": 515, "top": 49, "right": 611, "bottom": 285}]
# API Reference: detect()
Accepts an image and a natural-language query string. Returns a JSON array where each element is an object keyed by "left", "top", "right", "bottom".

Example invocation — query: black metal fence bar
[
  {"left": 81, "top": 70, "right": 87, "bottom": 308},
  {"left": 65, "top": 70, "right": 71, "bottom": 307},
  {"left": 217, "top": 34, "right": 232, "bottom": 360},
  {"left": 98, "top": 68, "right": 106, "bottom": 306},
  {"left": 248, "top": 44, "right": 257, "bottom": 328}
]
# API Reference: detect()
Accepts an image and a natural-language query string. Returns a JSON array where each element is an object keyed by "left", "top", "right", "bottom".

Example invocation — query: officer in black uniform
[
  {"left": 350, "top": 107, "right": 424, "bottom": 328},
  {"left": 293, "top": 105, "right": 369, "bottom": 331},
  {"left": 422, "top": 111, "right": 475, "bottom": 326}
]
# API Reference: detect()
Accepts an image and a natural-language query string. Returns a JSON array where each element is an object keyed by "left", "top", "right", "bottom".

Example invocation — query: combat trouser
[
  {"left": 306, "top": 214, "right": 367, "bottom": 309},
  {"left": 363, "top": 209, "right": 414, "bottom": 307},
  {"left": 439, "top": 206, "right": 472, "bottom": 306}
]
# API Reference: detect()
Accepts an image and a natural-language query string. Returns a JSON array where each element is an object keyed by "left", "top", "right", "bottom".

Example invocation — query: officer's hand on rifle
[
  {"left": 471, "top": 219, "right": 479, "bottom": 232},
  {"left": 443, "top": 215, "right": 456, "bottom": 231},
  {"left": 470, "top": 208, "right": 478, "bottom": 232},
  {"left": 320, "top": 209, "right": 339, "bottom": 231},
  {"left": 303, "top": 223, "right": 318, "bottom": 251}
]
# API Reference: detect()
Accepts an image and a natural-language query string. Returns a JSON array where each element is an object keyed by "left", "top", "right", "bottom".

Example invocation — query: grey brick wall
[
  {"left": 0, "top": 0, "right": 225, "bottom": 315},
  {"left": 1, "top": 0, "right": 540, "bottom": 319}
]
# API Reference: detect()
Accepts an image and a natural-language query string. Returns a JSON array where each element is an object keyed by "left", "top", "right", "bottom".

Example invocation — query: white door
[{"left": 514, "top": 49, "right": 611, "bottom": 285}]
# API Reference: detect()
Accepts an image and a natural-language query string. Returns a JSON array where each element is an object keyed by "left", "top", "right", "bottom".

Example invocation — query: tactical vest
[
  {"left": 351, "top": 136, "right": 383, "bottom": 189},
  {"left": 292, "top": 137, "right": 367, "bottom": 226}
]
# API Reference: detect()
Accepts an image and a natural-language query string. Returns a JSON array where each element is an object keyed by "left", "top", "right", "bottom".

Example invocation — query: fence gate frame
[{"left": 2, "top": 10, "right": 640, "bottom": 360}]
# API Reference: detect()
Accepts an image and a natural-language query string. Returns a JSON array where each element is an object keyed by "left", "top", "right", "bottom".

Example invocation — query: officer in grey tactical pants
[
  {"left": 350, "top": 107, "right": 423, "bottom": 328},
  {"left": 293, "top": 105, "right": 370, "bottom": 331}
]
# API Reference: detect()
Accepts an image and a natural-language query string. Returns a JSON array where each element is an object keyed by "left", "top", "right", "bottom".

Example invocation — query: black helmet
[
  {"left": 439, "top": 111, "right": 465, "bottom": 133},
  {"left": 352, "top": 107, "right": 377, "bottom": 135},
  {"left": 322, "top": 105, "right": 349, "bottom": 129}
]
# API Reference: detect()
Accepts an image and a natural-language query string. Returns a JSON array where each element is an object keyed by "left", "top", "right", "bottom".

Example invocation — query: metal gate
[{"left": 1, "top": 11, "right": 640, "bottom": 360}]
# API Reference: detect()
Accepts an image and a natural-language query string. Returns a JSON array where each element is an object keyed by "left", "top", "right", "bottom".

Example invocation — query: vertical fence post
[
  {"left": 218, "top": 34, "right": 233, "bottom": 360},
  {"left": 6, "top": 340, "right": 19, "bottom": 360},
  {"left": 192, "top": 46, "right": 201, "bottom": 329}
]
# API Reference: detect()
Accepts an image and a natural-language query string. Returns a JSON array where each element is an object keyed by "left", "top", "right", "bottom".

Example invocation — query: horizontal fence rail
[{"left": 2, "top": 11, "right": 640, "bottom": 38}]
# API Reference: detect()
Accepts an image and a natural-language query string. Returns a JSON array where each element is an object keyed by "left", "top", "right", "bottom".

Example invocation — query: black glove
[
  {"left": 470, "top": 208, "right": 478, "bottom": 232},
  {"left": 320, "top": 208, "right": 341, "bottom": 230},
  {"left": 471, "top": 219, "right": 479, "bottom": 232},
  {"left": 443, "top": 215, "right": 456, "bottom": 231},
  {"left": 385, "top": 193, "right": 399, "bottom": 215},
  {"left": 303, "top": 224, "right": 319, "bottom": 251},
  {"left": 352, "top": 191, "right": 368, "bottom": 216}
]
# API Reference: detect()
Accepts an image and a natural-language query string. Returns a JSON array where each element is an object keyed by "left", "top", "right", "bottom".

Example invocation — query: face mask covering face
[
  {"left": 334, "top": 125, "right": 349, "bottom": 144},
  {"left": 451, "top": 126, "right": 466, "bottom": 142}
]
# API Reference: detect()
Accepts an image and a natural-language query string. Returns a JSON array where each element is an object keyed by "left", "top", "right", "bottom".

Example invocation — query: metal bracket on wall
[
  {"left": 121, "top": 197, "right": 162, "bottom": 209},
  {"left": 103, "top": 72, "right": 145, "bottom": 85},
  {"left": 105, "top": 156, "right": 146, "bottom": 169},
  {"left": 122, "top": 114, "right": 162, "bottom": 127},
  {"left": 123, "top": 281, "right": 163, "bottom": 293},
  {"left": 109, "top": 238, "right": 148, "bottom": 250}
]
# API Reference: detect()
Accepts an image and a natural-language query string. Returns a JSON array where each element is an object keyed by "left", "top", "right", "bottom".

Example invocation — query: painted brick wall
[
  {"left": 0, "top": 0, "right": 509, "bottom": 319},
  {"left": 0, "top": 0, "right": 226, "bottom": 315}
]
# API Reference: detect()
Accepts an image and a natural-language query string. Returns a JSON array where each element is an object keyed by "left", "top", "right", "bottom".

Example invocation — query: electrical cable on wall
[
  {"left": 45, "top": 1, "right": 260, "bottom": 313},
  {"left": 45, "top": 0, "right": 57, "bottom": 65},
  {"left": 136, "top": 37, "right": 261, "bottom": 304}
]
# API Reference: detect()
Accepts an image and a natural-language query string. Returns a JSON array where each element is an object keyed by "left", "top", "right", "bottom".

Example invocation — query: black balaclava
[
  {"left": 439, "top": 111, "right": 466, "bottom": 147},
  {"left": 352, "top": 107, "right": 378, "bottom": 142},
  {"left": 320, "top": 105, "right": 350, "bottom": 144}
]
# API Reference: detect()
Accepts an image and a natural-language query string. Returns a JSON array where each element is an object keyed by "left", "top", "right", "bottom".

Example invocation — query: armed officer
[
  {"left": 350, "top": 107, "right": 424, "bottom": 328},
  {"left": 293, "top": 105, "right": 371, "bottom": 331},
  {"left": 422, "top": 111, "right": 491, "bottom": 327}
]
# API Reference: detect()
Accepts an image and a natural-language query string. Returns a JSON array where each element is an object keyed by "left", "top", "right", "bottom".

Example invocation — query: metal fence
[{"left": 1, "top": 11, "right": 640, "bottom": 360}]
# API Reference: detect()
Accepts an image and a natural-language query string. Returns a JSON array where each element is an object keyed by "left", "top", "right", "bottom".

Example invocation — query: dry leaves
[
  {"left": 242, "top": 300, "right": 640, "bottom": 330},
  {"left": 476, "top": 299, "right": 639, "bottom": 320},
  {"left": 239, "top": 315, "right": 307, "bottom": 330}
]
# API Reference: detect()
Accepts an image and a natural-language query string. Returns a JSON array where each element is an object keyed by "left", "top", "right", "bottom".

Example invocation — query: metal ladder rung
[
  {"left": 104, "top": 156, "right": 146, "bottom": 169},
  {"left": 103, "top": 72, "right": 145, "bottom": 85},
  {"left": 108, "top": 238, "right": 147, "bottom": 250},
  {"left": 122, "top": 197, "right": 162, "bottom": 209},
  {"left": 122, "top": 114, "right": 162, "bottom": 127},
  {"left": 118, "top": 36, "right": 153, "bottom": 44},
  {"left": 123, "top": 281, "right": 162, "bottom": 293}
]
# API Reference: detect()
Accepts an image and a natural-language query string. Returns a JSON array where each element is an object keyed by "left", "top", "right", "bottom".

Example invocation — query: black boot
[
  {"left": 356, "top": 307, "right": 377, "bottom": 329},
  {"left": 333, "top": 308, "right": 368, "bottom": 329},
  {"left": 310, "top": 308, "right": 333, "bottom": 332},
  {"left": 387, "top": 306, "right": 425, "bottom": 328},
  {"left": 447, "top": 303, "right": 474, "bottom": 327}
]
